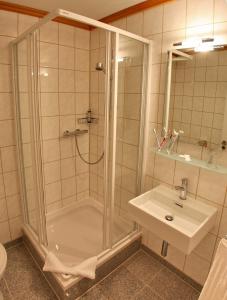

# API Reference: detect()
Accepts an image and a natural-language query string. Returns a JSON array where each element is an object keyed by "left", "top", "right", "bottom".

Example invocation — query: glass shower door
[
  {"left": 110, "top": 34, "right": 148, "bottom": 245},
  {"left": 12, "top": 31, "right": 47, "bottom": 244}
]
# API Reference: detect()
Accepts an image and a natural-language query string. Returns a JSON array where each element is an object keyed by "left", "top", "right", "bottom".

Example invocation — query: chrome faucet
[{"left": 175, "top": 178, "right": 188, "bottom": 200}]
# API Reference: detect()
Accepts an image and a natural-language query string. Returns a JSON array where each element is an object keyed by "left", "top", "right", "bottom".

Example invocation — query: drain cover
[{"left": 165, "top": 215, "right": 174, "bottom": 221}]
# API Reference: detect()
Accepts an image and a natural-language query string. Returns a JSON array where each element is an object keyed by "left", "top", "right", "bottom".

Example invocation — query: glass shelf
[{"left": 152, "top": 147, "right": 227, "bottom": 175}]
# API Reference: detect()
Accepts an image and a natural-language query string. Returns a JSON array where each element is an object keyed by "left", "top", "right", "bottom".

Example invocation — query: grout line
[
  {"left": 76, "top": 249, "right": 142, "bottom": 300},
  {"left": 141, "top": 247, "right": 202, "bottom": 292},
  {"left": 2, "top": 278, "right": 14, "bottom": 300}
]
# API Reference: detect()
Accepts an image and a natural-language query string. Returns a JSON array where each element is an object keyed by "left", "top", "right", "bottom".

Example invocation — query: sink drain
[{"left": 165, "top": 215, "right": 174, "bottom": 221}]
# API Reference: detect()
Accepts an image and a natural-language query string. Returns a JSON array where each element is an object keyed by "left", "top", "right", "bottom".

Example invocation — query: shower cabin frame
[{"left": 11, "top": 9, "right": 152, "bottom": 288}]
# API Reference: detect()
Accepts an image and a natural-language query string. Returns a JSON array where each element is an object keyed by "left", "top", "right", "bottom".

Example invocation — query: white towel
[
  {"left": 199, "top": 238, "right": 227, "bottom": 300},
  {"left": 43, "top": 251, "right": 98, "bottom": 279}
]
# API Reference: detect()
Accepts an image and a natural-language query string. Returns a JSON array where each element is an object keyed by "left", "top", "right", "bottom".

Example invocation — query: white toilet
[{"left": 0, "top": 244, "right": 7, "bottom": 300}]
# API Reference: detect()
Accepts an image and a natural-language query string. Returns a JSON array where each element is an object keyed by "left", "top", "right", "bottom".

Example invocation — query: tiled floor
[
  {"left": 1, "top": 243, "right": 57, "bottom": 300},
  {"left": 0, "top": 243, "right": 200, "bottom": 300},
  {"left": 80, "top": 251, "right": 200, "bottom": 300}
]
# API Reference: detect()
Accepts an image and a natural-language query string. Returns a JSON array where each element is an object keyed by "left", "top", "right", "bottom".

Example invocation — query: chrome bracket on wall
[{"left": 77, "top": 109, "right": 98, "bottom": 124}]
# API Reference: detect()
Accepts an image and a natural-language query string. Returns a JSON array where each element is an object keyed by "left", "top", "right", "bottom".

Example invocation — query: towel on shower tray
[{"left": 43, "top": 251, "right": 98, "bottom": 279}]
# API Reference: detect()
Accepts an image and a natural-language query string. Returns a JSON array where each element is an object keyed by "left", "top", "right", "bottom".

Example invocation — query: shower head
[{"left": 95, "top": 62, "right": 105, "bottom": 73}]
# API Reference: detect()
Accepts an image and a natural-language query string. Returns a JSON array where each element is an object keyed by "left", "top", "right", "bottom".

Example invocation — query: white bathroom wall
[
  {"left": 1, "top": 0, "right": 227, "bottom": 286},
  {"left": 110, "top": 0, "right": 227, "bottom": 285}
]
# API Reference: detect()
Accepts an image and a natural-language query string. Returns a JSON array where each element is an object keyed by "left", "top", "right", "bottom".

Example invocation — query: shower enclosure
[{"left": 11, "top": 9, "right": 151, "bottom": 288}]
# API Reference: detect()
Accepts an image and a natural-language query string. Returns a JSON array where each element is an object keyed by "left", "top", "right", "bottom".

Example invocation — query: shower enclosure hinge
[{"left": 77, "top": 109, "right": 98, "bottom": 125}]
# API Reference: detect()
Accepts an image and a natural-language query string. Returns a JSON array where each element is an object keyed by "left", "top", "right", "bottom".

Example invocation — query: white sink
[{"left": 128, "top": 185, "right": 217, "bottom": 254}]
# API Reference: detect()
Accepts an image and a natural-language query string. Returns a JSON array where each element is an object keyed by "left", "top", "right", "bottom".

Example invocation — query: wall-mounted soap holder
[{"left": 77, "top": 109, "right": 98, "bottom": 124}]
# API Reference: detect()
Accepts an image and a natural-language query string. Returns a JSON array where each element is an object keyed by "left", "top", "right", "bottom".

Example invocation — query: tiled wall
[
  {"left": 170, "top": 51, "right": 227, "bottom": 147},
  {"left": 0, "top": 11, "right": 91, "bottom": 243},
  {"left": 38, "top": 21, "right": 90, "bottom": 213},
  {"left": 109, "top": 0, "right": 227, "bottom": 285}
]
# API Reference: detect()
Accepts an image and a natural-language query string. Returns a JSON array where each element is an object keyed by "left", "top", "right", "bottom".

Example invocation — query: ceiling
[{"left": 6, "top": 0, "right": 145, "bottom": 19}]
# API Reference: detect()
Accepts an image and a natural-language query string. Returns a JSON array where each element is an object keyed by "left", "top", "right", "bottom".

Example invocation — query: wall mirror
[{"left": 158, "top": 43, "right": 227, "bottom": 174}]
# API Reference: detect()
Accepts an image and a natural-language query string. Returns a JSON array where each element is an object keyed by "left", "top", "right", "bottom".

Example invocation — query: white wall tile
[
  {"left": 0, "top": 120, "right": 15, "bottom": 147},
  {"left": 0, "top": 36, "right": 13, "bottom": 64},
  {"left": 18, "top": 14, "right": 38, "bottom": 34},
  {"left": 1, "top": 146, "right": 17, "bottom": 172},
  {"left": 75, "top": 71, "right": 89, "bottom": 92},
  {"left": 143, "top": 5, "right": 163, "bottom": 36},
  {"left": 184, "top": 252, "right": 210, "bottom": 285},
  {"left": 59, "top": 46, "right": 75, "bottom": 70},
  {"left": 59, "top": 24, "right": 74, "bottom": 47},
  {"left": 0, "top": 65, "right": 11, "bottom": 92},
  {"left": 154, "top": 155, "right": 175, "bottom": 185},
  {"left": 40, "top": 93, "right": 59, "bottom": 116},
  {"left": 0, "top": 198, "right": 8, "bottom": 222},
  {"left": 197, "top": 170, "right": 227, "bottom": 205},
  {"left": 9, "top": 216, "right": 22, "bottom": 239},
  {"left": 193, "top": 233, "right": 217, "bottom": 261},
  {"left": 0, "top": 221, "right": 11, "bottom": 243},
  {"left": 42, "top": 117, "right": 59, "bottom": 140},
  {"left": 75, "top": 49, "right": 89, "bottom": 71},
  {"left": 45, "top": 181, "right": 61, "bottom": 205},
  {"left": 43, "top": 139, "right": 60, "bottom": 163},
  {"left": 75, "top": 28, "right": 90, "bottom": 50},
  {"left": 62, "top": 177, "right": 77, "bottom": 198},
  {"left": 6, "top": 194, "right": 21, "bottom": 219},
  {"left": 0, "top": 11, "right": 17, "bottom": 37},
  {"left": 59, "top": 69, "right": 74, "bottom": 92},
  {"left": 214, "top": 0, "right": 227, "bottom": 23},
  {"left": 40, "top": 68, "right": 58, "bottom": 92},
  {"left": 40, "top": 21, "right": 58, "bottom": 44},
  {"left": 59, "top": 93, "right": 75, "bottom": 115},
  {"left": 186, "top": 0, "right": 214, "bottom": 27},
  {"left": 126, "top": 12, "right": 143, "bottom": 35},
  {"left": 4, "top": 171, "right": 19, "bottom": 196},
  {"left": 163, "top": 0, "right": 186, "bottom": 32},
  {"left": 44, "top": 161, "right": 60, "bottom": 184},
  {"left": 40, "top": 42, "right": 58, "bottom": 68},
  {"left": 0, "top": 93, "right": 13, "bottom": 120}
]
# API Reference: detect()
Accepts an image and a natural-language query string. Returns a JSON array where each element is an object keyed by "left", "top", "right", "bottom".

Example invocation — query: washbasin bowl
[{"left": 128, "top": 185, "right": 217, "bottom": 254}]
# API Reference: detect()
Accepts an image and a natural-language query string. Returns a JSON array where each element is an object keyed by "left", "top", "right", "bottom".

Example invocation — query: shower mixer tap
[{"left": 63, "top": 129, "right": 88, "bottom": 137}]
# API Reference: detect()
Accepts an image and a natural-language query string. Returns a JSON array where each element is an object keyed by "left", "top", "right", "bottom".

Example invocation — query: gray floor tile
[
  {"left": 99, "top": 266, "right": 144, "bottom": 300},
  {"left": 125, "top": 250, "right": 164, "bottom": 284},
  {"left": 1, "top": 244, "right": 200, "bottom": 300},
  {"left": 0, "top": 279, "right": 12, "bottom": 299},
  {"left": 133, "top": 286, "right": 162, "bottom": 300},
  {"left": 4, "top": 244, "right": 57, "bottom": 300},
  {"left": 79, "top": 285, "right": 109, "bottom": 300},
  {"left": 149, "top": 268, "right": 199, "bottom": 300}
]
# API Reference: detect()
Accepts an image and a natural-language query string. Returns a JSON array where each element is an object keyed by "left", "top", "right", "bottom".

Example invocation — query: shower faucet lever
[{"left": 63, "top": 129, "right": 88, "bottom": 137}]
